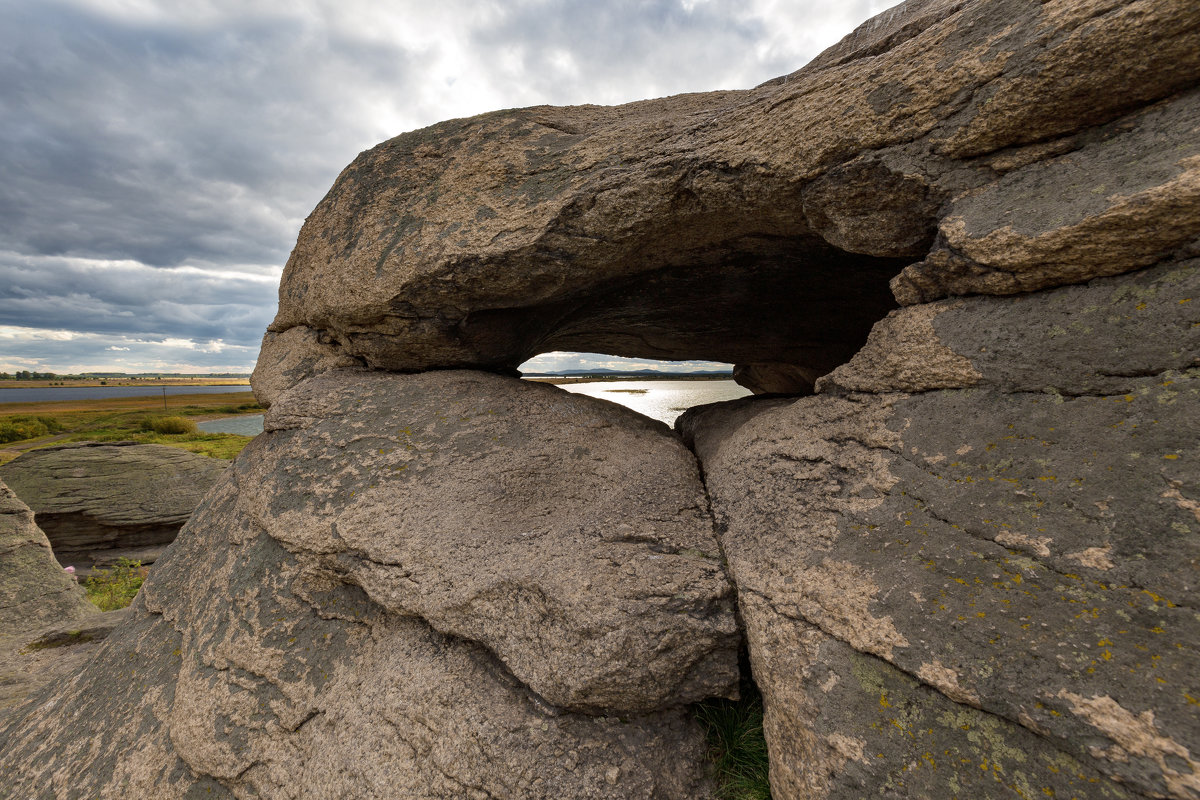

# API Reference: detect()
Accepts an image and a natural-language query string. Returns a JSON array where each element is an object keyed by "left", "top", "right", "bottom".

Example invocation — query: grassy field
[{"left": 0, "top": 391, "right": 262, "bottom": 465}]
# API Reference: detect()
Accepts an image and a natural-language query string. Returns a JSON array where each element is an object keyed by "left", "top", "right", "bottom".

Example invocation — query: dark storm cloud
[
  {"left": 0, "top": 253, "right": 277, "bottom": 343},
  {"left": 0, "top": 1, "right": 420, "bottom": 268}
]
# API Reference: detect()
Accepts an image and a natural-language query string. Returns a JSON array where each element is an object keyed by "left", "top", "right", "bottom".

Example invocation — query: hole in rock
[
  {"left": 460, "top": 234, "right": 907, "bottom": 399},
  {"left": 519, "top": 353, "right": 751, "bottom": 427}
]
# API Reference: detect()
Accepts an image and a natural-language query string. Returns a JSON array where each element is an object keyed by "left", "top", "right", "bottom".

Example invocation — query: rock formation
[
  {"left": 692, "top": 268, "right": 1200, "bottom": 796},
  {"left": 0, "top": 479, "right": 94, "bottom": 646},
  {"left": 0, "top": 373, "right": 732, "bottom": 798},
  {"left": 251, "top": 0, "right": 1200, "bottom": 403},
  {"left": 3, "top": 0, "right": 1199, "bottom": 798},
  {"left": 0, "top": 478, "right": 104, "bottom": 718},
  {"left": 0, "top": 442, "right": 228, "bottom": 576}
]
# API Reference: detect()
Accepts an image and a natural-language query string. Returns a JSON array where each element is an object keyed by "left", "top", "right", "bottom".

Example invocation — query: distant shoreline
[
  {"left": 526, "top": 374, "right": 734, "bottom": 385},
  {"left": 0, "top": 377, "right": 250, "bottom": 390}
]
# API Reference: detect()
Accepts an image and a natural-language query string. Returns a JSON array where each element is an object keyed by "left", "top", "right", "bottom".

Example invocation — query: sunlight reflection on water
[{"left": 556, "top": 379, "right": 750, "bottom": 426}]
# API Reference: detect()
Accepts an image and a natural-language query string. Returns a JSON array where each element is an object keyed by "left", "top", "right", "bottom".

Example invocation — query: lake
[
  {"left": 554, "top": 380, "right": 751, "bottom": 425},
  {"left": 196, "top": 379, "right": 751, "bottom": 435},
  {"left": 0, "top": 385, "right": 252, "bottom": 404}
]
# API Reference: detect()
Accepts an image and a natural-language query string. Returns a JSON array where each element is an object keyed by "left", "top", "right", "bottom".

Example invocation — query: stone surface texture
[
  {"left": 0, "top": 371, "right": 733, "bottom": 798},
  {"left": 0, "top": 442, "right": 228, "bottom": 575},
  {"left": 694, "top": 261, "right": 1200, "bottom": 797},
  {"left": 818, "top": 258, "right": 1200, "bottom": 395},
  {"left": 0, "top": 478, "right": 102, "bottom": 721},
  {"left": 0, "top": 479, "right": 93, "bottom": 644}
]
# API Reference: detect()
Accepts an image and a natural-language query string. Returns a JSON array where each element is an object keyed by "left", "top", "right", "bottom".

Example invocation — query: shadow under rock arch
[{"left": 468, "top": 233, "right": 909, "bottom": 396}]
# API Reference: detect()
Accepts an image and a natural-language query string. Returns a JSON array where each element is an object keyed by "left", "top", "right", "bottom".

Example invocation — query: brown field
[{"left": 0, "top": 391, "right": 257, "bottom": 416}]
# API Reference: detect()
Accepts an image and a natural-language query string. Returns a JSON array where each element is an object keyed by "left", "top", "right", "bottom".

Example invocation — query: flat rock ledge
[{"left": 0, "top": 442, "right": 228, "bottom": 576}]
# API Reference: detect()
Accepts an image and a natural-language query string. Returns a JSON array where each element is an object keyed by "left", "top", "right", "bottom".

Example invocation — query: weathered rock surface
[
  {"left": 6, "top": 0, "right": 1200, "bottom": 797},
  {"left": 0, "top": 477, "right": 102, "bottom": 720},
  {"left": 0, "top": 609, "right": 127, "bottom": 721},
  {"left": 253, "top": 0, "right": 1200, "bottom": 404},
  {"left": 0, "top": 442, "right": 228, "bottom": 575},
  {"left": 0, "top": 371, "right": 734, "bottom": 797},
  {"left": 819, "top": 257, "right": 1200, "bottom": 395},
  {"left": 250, "top": 325, "right": 364, "bottom": 407},
  {"left": 0, "top": 479, "right": 93, "bottom": 643},
  {"left": 259, "top": 369, "right": 739, "bottom": 713},
  {"left": 694, "top": 254, "right": 1200, "bottom": 796}
]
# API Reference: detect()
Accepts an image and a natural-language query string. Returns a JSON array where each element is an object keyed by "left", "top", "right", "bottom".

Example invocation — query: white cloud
[{"left": 0, "top": 325, "right": 258, "bottom": 373}]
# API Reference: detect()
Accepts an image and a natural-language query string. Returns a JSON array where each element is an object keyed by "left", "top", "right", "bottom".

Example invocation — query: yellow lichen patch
[{"left": 1139, "top": 589, "right": 1177, "bottom": 609}]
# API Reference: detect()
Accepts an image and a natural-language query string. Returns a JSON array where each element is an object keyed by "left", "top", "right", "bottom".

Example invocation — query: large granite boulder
[
  {"left": 0, "top": 442, "right": 228, "bottom": 575},
  {"left": 0, "top": 371, "right": 736, "bottom": 798},
  {"left": 253, "top": 0, "right": 1200, "bottom": 403},
  {"left": 691, "top": 258, "right": 1200, "bottom": 798}
]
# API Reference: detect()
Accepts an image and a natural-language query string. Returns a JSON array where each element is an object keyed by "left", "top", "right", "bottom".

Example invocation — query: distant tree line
[
  {"left": 1, "top": 371, "right": 250, "bottom": 380},
  {"left": 1, "top": 371, "right": 58, "bottom": 380}
]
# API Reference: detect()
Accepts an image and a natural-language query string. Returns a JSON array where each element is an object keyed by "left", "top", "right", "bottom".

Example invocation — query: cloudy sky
[{"left": 0, "top": 0, "right": 893, "bottom": 375}]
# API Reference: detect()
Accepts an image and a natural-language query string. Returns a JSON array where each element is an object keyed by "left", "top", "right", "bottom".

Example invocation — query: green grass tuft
[
  {"left": 696, "top": 682, "right": 772, "bottom": 799},
  {"left": 84, "top": 558, "right": 147, "bottom": 611},
  {"left": 140, "top": 415, "right": 198, "bottom": 435},
  {"left": 0, "top": 414, "right": 63, "bottom": 444}
]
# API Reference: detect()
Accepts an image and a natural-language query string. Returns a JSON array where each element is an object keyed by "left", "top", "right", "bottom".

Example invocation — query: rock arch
[{"left": 5, "top": 1, "right": 1200, "bottom": 798}]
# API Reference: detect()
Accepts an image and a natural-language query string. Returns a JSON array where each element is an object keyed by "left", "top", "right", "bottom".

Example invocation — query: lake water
[
  {"left": 198, "top": 414, "right": 266, "bottom": 435},
  {"left": 196, "top": 379, "right": 750, "bottom": 436},
  {"left": 555, "top": 380, "right": 751, "bottom": 425},
  {"left": 0, "top": 385, "right": 251, "bottom": 404}
]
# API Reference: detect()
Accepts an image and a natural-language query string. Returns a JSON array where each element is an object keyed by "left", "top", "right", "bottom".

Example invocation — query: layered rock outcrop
[
  {"left": 0, "top": 442, "right": 228, "bottom": 575},
  {"left": 0, "top": 480, "right": 93, "bottom": 643},
  {"left": 3, "top": 0, "right": 1199, "bottom": 798}
]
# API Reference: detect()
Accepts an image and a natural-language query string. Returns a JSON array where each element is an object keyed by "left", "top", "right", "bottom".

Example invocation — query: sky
[{"left": 0, "top": 0, "right": 894, "bottom": 375}]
